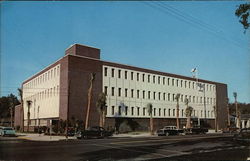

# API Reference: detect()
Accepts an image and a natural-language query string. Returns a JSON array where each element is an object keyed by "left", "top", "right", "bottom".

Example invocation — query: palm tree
[
  {"left": 26, "top": 100, "right": 32, "bottom": 132},
  {"left": 175, "top": 93, "right": 180, "bottom": 129},
  {"left": 85, "top": 73, "right": 96, "bottom": 129},
  {"left": 18, "top": 88, "right": 24, "bottom": 132},
  {"left": 147, "top": 103, "right": 153, "bottom": 135},
  {"left": 96, "top": 93, "right": 107, "bottom": 127},
  {"left": 184, "top": 98, "right": 193, "bottom": 129}
]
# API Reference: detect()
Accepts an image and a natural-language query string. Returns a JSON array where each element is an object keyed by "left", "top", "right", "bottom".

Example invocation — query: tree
[
  {"left": 26, "top": 100, "right": 32, "bottom": 132},
  {"left": 96, "top": 93, "right": 107, "bottom": 127},
  {"left": 147, "top": 103, "right": 153, "bottom": 135},
  {"left": 175, "top": 93, "right": 180, "bottom": 129},
  {"left": 18, "top": 88, "right": 24, "bottom": 132},
  {"left": 184, "top": 98, "right": 193, "bottom": 129},
  {"left": 235, "top": 3, "right": 250, "bottom": 32},
  {"left": 85, "top": 73, "right": 96, "bottom": 129}
]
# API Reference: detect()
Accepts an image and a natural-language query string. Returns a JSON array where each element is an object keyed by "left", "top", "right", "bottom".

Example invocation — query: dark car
[
  {"left": 76, "top": 126, "right": 113, "bottom": 139},
  {"left": 233, "top": 128, "right": 250, "bottom": 144},
  {"left": 185, "top": 125, "right": 208, "bottom": 135},
  {"left": 157, "top": 126, "right": 184, "bottom": 136}
]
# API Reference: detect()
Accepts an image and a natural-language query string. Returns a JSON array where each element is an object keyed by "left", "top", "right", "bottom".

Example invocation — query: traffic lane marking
[{"left": 109, "top": 135, "right": 231, "bottom": 145}]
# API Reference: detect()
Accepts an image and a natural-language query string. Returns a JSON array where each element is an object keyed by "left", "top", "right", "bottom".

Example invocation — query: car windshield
[{"left": 4, "top": 127, "right": 13, "bottom": 130}]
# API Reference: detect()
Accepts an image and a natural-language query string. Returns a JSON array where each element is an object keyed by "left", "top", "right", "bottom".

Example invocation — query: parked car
[
  {"left": 76, "top": 126, "right": 113, "bottom": 139},
  {"left": 0, "top": 126, "right": 16, "bottom": 136},
  {"left": 157, "top": 126, "right": 184, "bottom": 136},
  {"left": 233, "top": 128, "right": 250, "bottom": 144},
  {"left": 185, "top": 125, "right": 208, "bottom": 135}
]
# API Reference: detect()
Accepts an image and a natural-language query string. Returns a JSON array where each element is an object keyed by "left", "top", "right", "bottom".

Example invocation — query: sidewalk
[{"left": 16, "top": 133, "right": 75, "bottom": 141}]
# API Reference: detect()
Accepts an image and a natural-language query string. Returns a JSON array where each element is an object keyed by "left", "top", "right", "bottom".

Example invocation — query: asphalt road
[{"left": 0, "top": 134, "right": 249, "bottom": 161}]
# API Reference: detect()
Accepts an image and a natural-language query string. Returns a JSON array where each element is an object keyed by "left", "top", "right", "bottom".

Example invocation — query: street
[{"left": 0, "top": 134, "right": 249, "bottom": 161}]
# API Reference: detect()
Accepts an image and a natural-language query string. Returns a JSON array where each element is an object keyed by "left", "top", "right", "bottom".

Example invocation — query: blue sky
[{"left": 1, "top": 1, "right": 249, "bottom": 103}]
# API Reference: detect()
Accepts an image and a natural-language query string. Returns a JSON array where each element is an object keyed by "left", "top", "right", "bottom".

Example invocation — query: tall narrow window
[
  {"left": 104, "top": 67, "right": 107, "bottom": 76},
  {"left": 173, "top": 109, "right": 175, "bottom": 116},
  {"left": 125, "top": 88, "right": 128, "bottom": 97},
  {"left": 118, "top": 70, "right": 121, "bottom": 78},
  {"left": 143, "top": 108, "right": 146, "bottom": 116},
  {"left": 168, "top": 78, "right": 170, "bottom": 85},
  {"left": 176, "top": 79, "right": 179, "bottom": 87},
  {"left": 119, "top": 106, "right": 121, "bottom": 115},
  {"left": 118, "top": 88, "right": 121, "bottom": 97},
  {"left": 163, "top": 77, "right": 165, "bottom": 85},
  {"left": 158, "top": 76, "right": 160, "bottom": 84},
  {"left": 153, "top": 92, "right": 156, "bottom": 100},
  {"left": 148, "top": 75, "right": 150, "bottom": 83},
  {"left": 131, "top": 107, "right": 134, "bottom": 115},
  {"left": 148, "top": 91, "right": 151, "bottom": 99},
  {"left": 112, "top": 87, "right": 115, "bottom": 96},
  {"left": 131, "top": 89, "right": 134, "bottom": 98},
  {"left": 168, "top": 109, "right": 171, "bottom": 116},
  {"left": 125, "top": 106, "right": 128, "bottom": 115},
  {"left": 172, "top": 79, "right": 174, "bottom": 86},
  {"left": 163, "top": 93, "right": 166, "bottom": 100},
  {"left": 112, "top": 106, "right": 115, "bottom": 115},
  {"left": 143, "top": 90, "right": 145, "bottom": 99},
  {"left": 153, "top": 76, "right": 155, "bottom": 83},
  {"left": 164, "top": 109, "right": 166, "bottom": 116},
  {"left": 159, "top": 109, "right": 161, "bottom": 116},
  {"left": 125, "top": 71, "right": 128, "bottom": 79},
  {"left": 142, "top": 74, "right": 145, "bottom": 82},
  {"left": 111, "top": 68, "right": 114, "bottom": 77},
  {"left": 137, "top": 73, "right": 139, "bottom": 81},
  {"left": 131, "top": 72, "right": 133, "bottom": 80},
  {"left": 158, "top": 92, "right": 161, "bottom": 100},
  {"left": 168, "top": 93, "right": 170, "bottom": 101},
  {"left": 153, "top": 108, "right": 156, "bottom": 116},
  {"left": 137, "top": 107, "right": 140, "bottom": 116},
  {"left": 137, "top": 90, "right": 140, "bottom": 98},
  {"left": 104, "top": 86, "right": 108, "bottom": 95},
  {"left": 172, "top": 94, "right": 175, "bottom": 101}
]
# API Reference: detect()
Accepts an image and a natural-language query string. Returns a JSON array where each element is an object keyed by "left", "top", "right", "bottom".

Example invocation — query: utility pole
[
  {"left": 226, "top": 98, "right": 230, "bottom": 129},
  {"left": 26, "top": 100, "right": 32, "bottom": 132}
]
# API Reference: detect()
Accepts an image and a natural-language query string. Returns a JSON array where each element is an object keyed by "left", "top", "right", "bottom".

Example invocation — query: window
[
  {"left": 125, "top": 71, "right": 128, "bottom": 79},
  {"left": 118, "top": 88, "right": 121, "bottom": 97},
  {"left": 142, "top": 74, "right": 145, "bottom": 82},
  {"left": 111, "top": 68, "right": 114, "bottom": 77},
  {"left": 173, "top": 109, "right": 175, "bottom": 116},
  {"left": 208, "top": 111, "right": 210, "bottom": 117},
  {"left": 153, "top": 108, "right": 156, "bottom": 116},
  {"left": 125, "top": 106, "right": 128, "bottom": 115},
  {"left": 181, "top": 80, "right": 183, "bottom": 87},
  {"left": 181, "top": 95, "right": 183, "bottom": 102},
  {"left": 153, "top": 76, "right": 155, "bottom": 83},
  {"left": 137, "top": 73, "right": 139, "bottom": 81},
  {"left": 164, "top": 109, "right": 166, "bottom": 116},
  {"left": 158, "top": 92, "right": 161, "bottom": 100},
  {"left": 168, "top": 93, "right": 170, "bottom": 101},
  {"left": 131, "top": 72, "right": 133, "bottom": 80},
  {"left": 163, "top": 77, "right": 165, "bottom": 85},
  {"left": 118, "top": 70, "right": 121, "bottom": 78},
  {"left": 125, "top": 88, "right": 128, "bottom": 97},
  {"left": 193, "top": 96, "right": 195, "bottom": 103},
  {"left": 200, "top": 97, "right": 202, "bottom": 103},
  {"left": 185, "top": 81, "right": 187, "bottom": 88},
  {"left": 143, "top": 108, "right": 146, "bottom": 116},
  {"left": 168, "top": 78, "right": 170, "bottom": 85},
  {"left": 119, "top": 106, "right": 121, "bottom": 115},
  {"left": 153, "top": 92, "right": 156, "bottom": 100},
  {"left": 104, "top": 67, "right": 107, "bottom": 76},
  {"left": 176, "top": 79, "right": 179, "bottom": 87},
  {"left": 131, "top": 89, "right": 134, "bottom": 98},
  {"left": 201, "top": 110, "right": 203, "bottom": 117},
  {"left": 172, "top": 79, "right": 174, "bottom": 86},
  {"left": 189, "top": 81, "right": 191, "bottom": 88},
  {"left": 148, "top": 75, "right": 150, "bottom": 83},
  {"left": 148, "top": 91, "right": 151, "bottom": 99},
  {"left": 158, "top": 76, "right": 160, "bottom": 84},
  {"left": 137, "top": 107, "right": 140, "bottom": 116},
  {"left": 172, "top": 94, "right": 175, "bottom": 101},
  {"left": 112, "top": 106, "right": 115, "bottom": 115},
  {"left": 168, "top": 109, "right": 171, "bottom": 116},
  {"left": 57, "top": 66, "right": 60, "bottom": 76},
  {"left": 193, "top": 82, "right": 195, "bottom": 89},
  {"left": 112, "top": 87, "right": 115, "bottom": 96},
  {"left": 137, "top": 90, "right": 140, "bottom": 98},
  {"left": 104, "top": 86, "right": 108, "bottom": 95},
  {"left": 143, "top": 90, "right": 145, "bottom": 99},
  {"left": 182, "top": 109, "right": 184, "bottom": 117},
  {"left": 163, "top": 93, "right": 166, "bottom": 100},
  {"left": 159, "top": 109, "right": 161, "bottom": 116},
  {"left": 131, "top": 107, "right": 134, "bottom": 115}
]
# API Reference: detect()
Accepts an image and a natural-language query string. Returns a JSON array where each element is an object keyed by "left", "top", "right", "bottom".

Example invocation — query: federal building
[{"left": 15, "top": 44, "right": 228, "bottom": 131}]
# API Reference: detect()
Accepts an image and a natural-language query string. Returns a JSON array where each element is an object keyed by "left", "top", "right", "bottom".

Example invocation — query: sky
[{"left": 1, "top": 1, "right": 249, "bottom": 103}]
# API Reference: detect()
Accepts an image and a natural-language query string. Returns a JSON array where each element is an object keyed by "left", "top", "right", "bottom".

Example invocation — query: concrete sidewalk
[{"left": 16, "top": 133, "right": 75, "bottom": 141}]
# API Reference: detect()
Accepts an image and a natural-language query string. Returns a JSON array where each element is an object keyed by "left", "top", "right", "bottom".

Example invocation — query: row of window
[
  {"left": 110, "top": 106, "right": 213, "bottom": 118},
  {"left": 104, "top": 67, "right": 215, "bottom": 92},
  {"left": 104, "top": 86, "right": 216, "bottom": 105},
  {"left": 24, "top": 85, "right": 60, "bottom": 101},
  {"left": 24, "top": 65, "right": 60, "bottom": 89}
]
